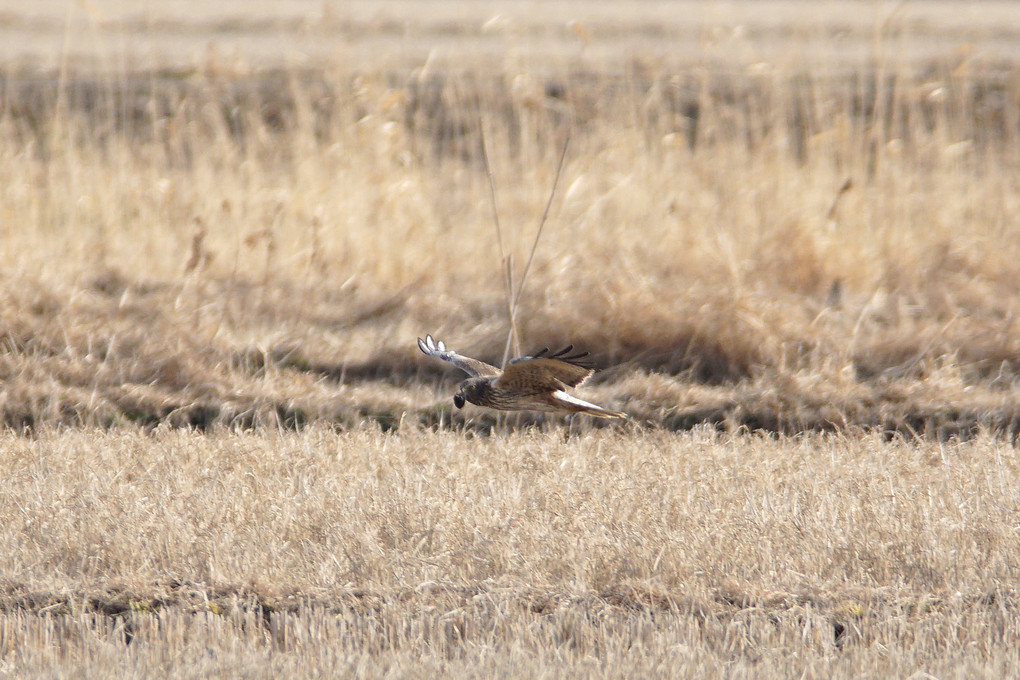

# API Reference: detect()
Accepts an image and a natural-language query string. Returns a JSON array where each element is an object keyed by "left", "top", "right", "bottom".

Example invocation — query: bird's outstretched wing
[
  {"left": 496, "top": 345, "right": 594, "bottom": 391},
  {"left": 417, "top": 335, "right": 501, "bottom": 378}
]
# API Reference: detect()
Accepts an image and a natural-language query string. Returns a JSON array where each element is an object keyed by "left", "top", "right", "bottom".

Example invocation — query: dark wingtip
[
  {"left": 549, "top": 345, "right": 586, "bottom": 358},
  {"left": 551, "top": 345, "right": 592, "bottom": 366},
  {"left": 518, "top": 343, "right": 593, "bottom": 367}
]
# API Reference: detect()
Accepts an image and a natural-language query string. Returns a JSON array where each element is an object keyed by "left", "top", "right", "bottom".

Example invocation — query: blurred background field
[
  {"left": 4, "top": 1, "right": 1020, "bottom": 435},
  {"left": 3, "top": 3, "right": 1020, "bottom": 675}
]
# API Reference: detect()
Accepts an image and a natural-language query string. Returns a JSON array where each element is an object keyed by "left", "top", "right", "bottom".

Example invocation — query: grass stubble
[
  {"left": 2, "top": 426, "right": 1019, "bottom": 677},
  {"left": 2, "top": 1, "right": 1020, "bottom": 676}
]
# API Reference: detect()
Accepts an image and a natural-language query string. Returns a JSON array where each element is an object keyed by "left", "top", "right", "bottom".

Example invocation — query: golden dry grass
[
  {"left": 2, "top": 1, "right": 1020, "bottom": 676},
  {"left": 2, "top": 4, "right": 1020, "bottom": 433},
  {"left": 1, "top": 426, "right": 1019, "bottom": 677}
]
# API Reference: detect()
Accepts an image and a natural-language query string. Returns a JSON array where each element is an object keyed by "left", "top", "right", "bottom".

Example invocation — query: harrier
[{"left": 417, "top": 334, "right": 627, "bottom": 419}]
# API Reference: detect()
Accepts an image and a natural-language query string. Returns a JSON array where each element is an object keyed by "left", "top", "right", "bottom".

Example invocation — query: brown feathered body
[{"left": 418, "top": 335, "right": 627, "bottom": 419}]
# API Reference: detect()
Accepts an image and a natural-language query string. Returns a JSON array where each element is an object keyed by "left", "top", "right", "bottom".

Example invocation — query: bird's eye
[{"left": 453, "top": 394, "right": 465, "bottom": 409}]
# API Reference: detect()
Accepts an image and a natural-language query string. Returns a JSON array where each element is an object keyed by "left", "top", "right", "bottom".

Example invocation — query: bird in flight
[{"left": 417, "top": 334, "right": 627, "bottom": 419}]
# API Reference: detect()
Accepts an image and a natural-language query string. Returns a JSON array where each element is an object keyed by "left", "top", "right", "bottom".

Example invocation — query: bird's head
[{"left": 454, "top": 377, "right": 488, "bottom": 409}]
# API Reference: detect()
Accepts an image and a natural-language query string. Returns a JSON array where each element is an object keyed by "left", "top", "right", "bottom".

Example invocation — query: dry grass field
[
  {"left": 2, "top": 427, "right": 1019, "bottom": 677},
  {"left": 2, "top": 0, "right": 1020, "bottom": 676}
]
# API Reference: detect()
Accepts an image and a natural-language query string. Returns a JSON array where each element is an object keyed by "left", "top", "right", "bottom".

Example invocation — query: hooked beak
[{"left": 453, "top": 393, "right": 466, "bottom": 409}]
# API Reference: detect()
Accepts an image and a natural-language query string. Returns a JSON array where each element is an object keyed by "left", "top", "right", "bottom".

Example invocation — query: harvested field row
[{"left": 0, "top": 426, "right": 1017, "bottom": 676}]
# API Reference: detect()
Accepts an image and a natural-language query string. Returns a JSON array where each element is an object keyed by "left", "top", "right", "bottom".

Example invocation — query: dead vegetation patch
[
  {"left": 4, "top": 38, "right": 1020, "bottom": 438},
  {"left": 2, "top": 269, "right": 1019, "bottom": 437},
  {"left": 0, "top": 426, "right": 1017, "bottom": 675}
]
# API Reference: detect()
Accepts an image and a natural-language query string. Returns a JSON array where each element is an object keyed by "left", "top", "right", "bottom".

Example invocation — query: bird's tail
[
  {"left": 553, "top": 391, "right": 628, "bottom": 419},
  {"left": 584, "top": 406, "right": 629, "bottom": 420}
]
